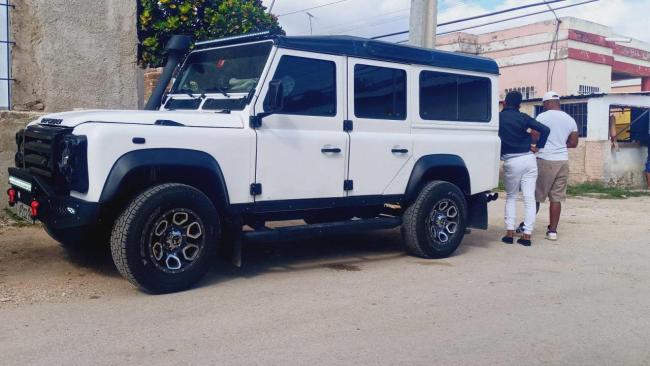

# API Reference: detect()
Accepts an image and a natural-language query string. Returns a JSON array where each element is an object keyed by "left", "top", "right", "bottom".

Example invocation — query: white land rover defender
[{"left": 8, "top": 32, "right": 500, "bottom": 293}]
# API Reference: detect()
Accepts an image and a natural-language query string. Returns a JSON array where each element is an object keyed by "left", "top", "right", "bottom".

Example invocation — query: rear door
[{"left": 346, "top": 58, "right": 413, "bottom": 196}]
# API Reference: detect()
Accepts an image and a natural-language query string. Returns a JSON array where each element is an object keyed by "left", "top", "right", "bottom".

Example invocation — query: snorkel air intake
[{"left": 144, "top": 35, "right": 193, "bottom": 110}]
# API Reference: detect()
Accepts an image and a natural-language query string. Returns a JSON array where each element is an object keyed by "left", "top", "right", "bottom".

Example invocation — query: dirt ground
[{"left": 1, "top": 196, "right": 650, "bottom": 365}]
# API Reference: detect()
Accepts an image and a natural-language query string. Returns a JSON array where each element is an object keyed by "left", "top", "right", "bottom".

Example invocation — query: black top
[
  {"left": 194, "top": 32, "right": 500, "bottom": 75},
  {"left": 274, "top": 36, "right": 499, "bottom": 75},
  {"left": 499, "top": 108, "right": 550, "bottom": 156}
]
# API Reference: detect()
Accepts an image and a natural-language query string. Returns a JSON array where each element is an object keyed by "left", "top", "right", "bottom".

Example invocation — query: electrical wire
[
  {"left": 326, "top": 13, "right": 409, "bottom": 35},
  {"left": 545, "top": 1, "right": 561, "bottom": 91},
  {"left": 392, "top": 0, "right": 599, "bottom": 43},
  {"left": 320, "top": 7, "right": 409, "bottom": 32},
  {"left": 321, "top": 9, "right": 410, "bottom": 34},
  {"left": 277, "top": 0, "right": 349, "bottom": 17},
  {"left": 371, "top": 0, "right": 567, "bottom": 40}
]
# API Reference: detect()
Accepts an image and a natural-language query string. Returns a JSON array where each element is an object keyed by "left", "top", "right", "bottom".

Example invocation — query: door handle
[
  {"left": 391, "top": 148, "right": 409, "bottom": 154},
  {"left": 321, "top": 147, "right": 342, "bottom": 154}
]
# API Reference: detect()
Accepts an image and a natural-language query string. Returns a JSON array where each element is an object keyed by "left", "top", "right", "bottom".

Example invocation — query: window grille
[{"left": 535, "top": 102, "right": 588, "bottom": 137}]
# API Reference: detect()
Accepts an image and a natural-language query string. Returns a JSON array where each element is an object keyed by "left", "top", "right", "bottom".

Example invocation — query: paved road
[{"left": 1, "top": 196, "right": 650, "bottom": 365}]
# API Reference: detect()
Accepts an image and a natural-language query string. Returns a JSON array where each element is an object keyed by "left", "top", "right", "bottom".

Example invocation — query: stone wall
[
  {"left": 0, "top": 111, "right": 43, "bottom": 209},
  {"left": 143, "top": 68, "right": 163, "bottom": 106},
  {"left": 11, "top": 0, "right": 143, "bottom": 112}
]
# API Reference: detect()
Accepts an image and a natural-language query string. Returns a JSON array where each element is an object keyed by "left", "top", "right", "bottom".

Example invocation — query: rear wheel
[
  {"left": 402, "top": 181, "right": 467, "bottom": 259},
  {"left": 110, "top": 183, "right": 220, "bottom": 294}
]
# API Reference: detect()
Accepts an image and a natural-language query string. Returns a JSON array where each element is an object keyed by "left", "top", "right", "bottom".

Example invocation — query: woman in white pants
[{"left": 498, "top": 91, "right": 550, "bottom": 246}]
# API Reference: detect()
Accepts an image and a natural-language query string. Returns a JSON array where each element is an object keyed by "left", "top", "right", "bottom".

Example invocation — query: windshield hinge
[{"left": 249, "top": 115, "right": 262, "bottom": 129}]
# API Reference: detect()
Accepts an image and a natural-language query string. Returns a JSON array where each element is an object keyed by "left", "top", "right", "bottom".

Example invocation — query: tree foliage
[{"left": 138, "top": 0, "right": 283, "bottom": 68}]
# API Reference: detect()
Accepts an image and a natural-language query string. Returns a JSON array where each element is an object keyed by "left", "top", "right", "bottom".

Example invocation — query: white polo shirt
[{"left": 536, "top": 110, "right": 578, "bottom": 161}]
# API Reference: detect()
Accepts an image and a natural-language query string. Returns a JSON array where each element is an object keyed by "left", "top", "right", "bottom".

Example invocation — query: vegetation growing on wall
[{"left": 138, "top": 0, "right": 283, "bottom": 68}]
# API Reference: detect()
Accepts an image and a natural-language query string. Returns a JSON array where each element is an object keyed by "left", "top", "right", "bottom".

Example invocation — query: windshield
[{"left": 171, "top": 41, "right": 273, "bottom": 95}]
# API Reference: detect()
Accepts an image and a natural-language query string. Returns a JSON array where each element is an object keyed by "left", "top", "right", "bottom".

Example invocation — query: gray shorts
[{"left": 535, "top": 159, "right": 569, "bottom": 203}]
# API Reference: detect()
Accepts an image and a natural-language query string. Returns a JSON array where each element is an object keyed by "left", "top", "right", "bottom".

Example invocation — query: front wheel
[
  {"left": 110, "top": 183, "right": 220, "bottom": 294},
  {"left": 402, "top": 181, "right": 467, "bottom": 259}
]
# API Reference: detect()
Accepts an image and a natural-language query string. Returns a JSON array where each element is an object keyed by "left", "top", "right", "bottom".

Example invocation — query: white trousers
[{"left": 503, "top": 154, "right": 538, "bottom": 235}]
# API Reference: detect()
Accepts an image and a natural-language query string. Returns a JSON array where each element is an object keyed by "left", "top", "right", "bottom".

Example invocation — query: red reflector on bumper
[{"left": 7, "top": 188, "right": 16, "bottom": 206}]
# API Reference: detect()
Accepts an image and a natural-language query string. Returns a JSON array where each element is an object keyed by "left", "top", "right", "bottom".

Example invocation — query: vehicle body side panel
[{"left": 70, "top": 123, "right": 256, "bottom": 204}]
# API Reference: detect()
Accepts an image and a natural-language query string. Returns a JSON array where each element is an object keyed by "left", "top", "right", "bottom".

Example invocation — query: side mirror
[
  {"left": 266, "top": 80, "right": 284, "bottom": 113},
  {"left": 250, "top": 80, "right": 285, "bottom": 129}
]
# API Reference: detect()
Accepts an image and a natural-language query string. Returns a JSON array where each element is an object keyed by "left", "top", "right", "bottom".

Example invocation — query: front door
[
  {"left": 253, "top": 50, "right": 348, "bottom": 202},
  {"left": 346, "top": 58, "right": 413, "bottom": 196}
]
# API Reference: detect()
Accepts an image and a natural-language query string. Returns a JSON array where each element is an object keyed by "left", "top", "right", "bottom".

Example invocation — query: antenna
[{"left": 306, "top": 12, "right": 316, "bottom": 35}]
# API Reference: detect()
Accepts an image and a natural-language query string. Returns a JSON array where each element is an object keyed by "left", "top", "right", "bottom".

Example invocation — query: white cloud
[{"left": 263, "top": 0, "right": 650, "bottom": 43}]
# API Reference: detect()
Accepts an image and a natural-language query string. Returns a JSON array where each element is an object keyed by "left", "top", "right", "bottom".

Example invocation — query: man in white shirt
[{"left": 534, "top": 91, "right": 579, "bottom": 241}]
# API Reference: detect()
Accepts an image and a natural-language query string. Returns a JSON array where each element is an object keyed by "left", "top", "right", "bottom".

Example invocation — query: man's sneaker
[{"left": 546, "top": 231, "right": 558, "bottom": 241}]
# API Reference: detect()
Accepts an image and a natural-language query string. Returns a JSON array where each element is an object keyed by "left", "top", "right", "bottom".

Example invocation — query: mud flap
[{"left": 467, "top": 192, "right": 497, "bottom": 230}]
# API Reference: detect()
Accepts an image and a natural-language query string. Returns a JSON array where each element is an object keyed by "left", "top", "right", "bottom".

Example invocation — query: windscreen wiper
[
  {"left": 175, "top": 89, "right": 206, "bottom": 100},
  {"left": 205, "top": 88, "right": 230, "bottom": 98}
]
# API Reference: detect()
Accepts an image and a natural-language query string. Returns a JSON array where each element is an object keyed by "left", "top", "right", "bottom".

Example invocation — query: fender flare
[
  {"left": 404, "top": 154, "right": 471, "bottom": 204},
  {"left": 99, "top": 148, "right": 230, "bottom": 207}
]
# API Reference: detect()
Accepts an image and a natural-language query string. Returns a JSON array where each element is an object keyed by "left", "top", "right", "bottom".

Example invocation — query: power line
[
  {"left": 371, "top": 0, "right": 567, "bottom": 40},
  {"left": 326, "top": 13, "right": 409, "bottom": 35},
  {"left": 277, "top": 0, "right": 348, "bottom": 17},
  {"left": 394, "top": 0, "right": 599, "bottom": 42},
  {"left": 320, "top": 8, "right": 409, "bottom": 33},
  {"left": 545, "top": 0, "right": 561, "bottom": 90}
]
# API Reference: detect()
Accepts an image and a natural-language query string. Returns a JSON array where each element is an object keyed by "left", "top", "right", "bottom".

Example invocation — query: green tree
[{"left": 138, "top": 0, "right": 283, "bottom": 68}]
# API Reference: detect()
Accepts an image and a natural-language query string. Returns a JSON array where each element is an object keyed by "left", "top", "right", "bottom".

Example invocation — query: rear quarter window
[{"left": 420, "top": 71, "right": 491, "bottom": 122}]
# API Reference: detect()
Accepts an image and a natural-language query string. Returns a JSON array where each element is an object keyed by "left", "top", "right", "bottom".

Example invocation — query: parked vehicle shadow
[
  {"left": 200, "top": 228, "right": 407, "bottom": 287},
  {"left": 61, "top": 243, "right": 121, "bottom": 278},
  {"left": 48, "top": 224, "right": 493, "bottom": 290}
]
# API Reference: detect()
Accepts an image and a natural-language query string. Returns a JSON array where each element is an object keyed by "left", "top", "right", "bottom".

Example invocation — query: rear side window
[
  {"left": 420, "top": 71, "right": 491, "bottom": 122},
  {"left": 265, "top": 55, "right": 336, "bottom": 116},
  {"left": 354, "top": 64, "right": 407, "bottom": 120}
]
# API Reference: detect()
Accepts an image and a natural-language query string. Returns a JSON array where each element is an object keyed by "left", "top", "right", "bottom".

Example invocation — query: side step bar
[{"left": 242, "top": 217, "right": 402, "bottom": 244}]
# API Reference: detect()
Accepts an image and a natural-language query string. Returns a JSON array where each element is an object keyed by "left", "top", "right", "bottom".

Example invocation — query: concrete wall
[
  {"left": 566, "top": 59, "right": 612, "bottom": 94},
  {"left": 0, "top": 111, "right": 43, "bottom": 209},
  {"left": 11, "top": 0, "right": 143, "bottom": 112}
]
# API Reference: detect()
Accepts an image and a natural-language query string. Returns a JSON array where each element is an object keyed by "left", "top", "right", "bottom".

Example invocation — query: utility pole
[{"left": 409, "top": 0, "right": 437, "bottom": 48}]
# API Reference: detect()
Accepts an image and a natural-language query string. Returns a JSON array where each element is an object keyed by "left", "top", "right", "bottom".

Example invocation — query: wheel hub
[
  {"left": 148, "top": 209, "right": 205, "bottom": 273},
  {"left": 434, "top": 213, "right": 447, "bottom": 228},
  {"left": 164, "top": 228, "right": 184, "bottom": 250},
  {"left": 426, "top": 199, "right": 459, "bottom": 245}
]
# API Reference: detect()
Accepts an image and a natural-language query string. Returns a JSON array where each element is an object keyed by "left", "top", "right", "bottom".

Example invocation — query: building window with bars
[
  {"left": 578, "top": 85, "right": 600, "bottom": 95},
  {"left": 535, "top": 102, "right": 588, "bottom": 137},
  {"left": 504, "top": 86, "right": 536, "bottom": 100}
]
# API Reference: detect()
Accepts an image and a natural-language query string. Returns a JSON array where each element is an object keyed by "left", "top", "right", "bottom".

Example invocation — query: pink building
[{"left": 436, "top": 17, "right": 650, "bottom": 99}]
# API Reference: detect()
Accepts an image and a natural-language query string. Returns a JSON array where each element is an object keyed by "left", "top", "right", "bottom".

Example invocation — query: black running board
[{"left": 242, "top": 217, "right": 402, "bottom": 244}]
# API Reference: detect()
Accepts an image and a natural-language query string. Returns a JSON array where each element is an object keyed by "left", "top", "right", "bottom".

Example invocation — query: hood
[{"left": 32, "top": 110, "right": 244, "bottom": 129}]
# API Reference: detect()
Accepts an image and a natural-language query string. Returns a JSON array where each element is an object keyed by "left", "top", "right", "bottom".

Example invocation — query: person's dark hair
[{"left": 504, "top": 91, "right": 523, "bottom": 109}]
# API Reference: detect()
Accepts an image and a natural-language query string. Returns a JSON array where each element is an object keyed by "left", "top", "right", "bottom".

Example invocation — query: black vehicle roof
[
  {"left": 274, "top": 35, "right": 499, "bottom": 75},
  {"left": 194, "top": 33, "right": 499, "bottom": 75}
]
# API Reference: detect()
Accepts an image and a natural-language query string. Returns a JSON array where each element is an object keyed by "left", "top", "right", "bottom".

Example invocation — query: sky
[{"left": 261, "top": 0, "right": 650, "bottom": 43}]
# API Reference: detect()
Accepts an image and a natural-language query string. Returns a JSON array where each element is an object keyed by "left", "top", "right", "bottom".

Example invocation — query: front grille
[{"left": 21, "top": 125, "right": 71, "bottom": 185}]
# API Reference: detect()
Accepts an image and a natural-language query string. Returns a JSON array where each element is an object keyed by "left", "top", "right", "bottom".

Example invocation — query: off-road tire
[
  {"left": 402, "top": 180, "right": 467, "bottom": 259},
  {"left": 110, "top": 183, "right": 220, "bottom": 294}
]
